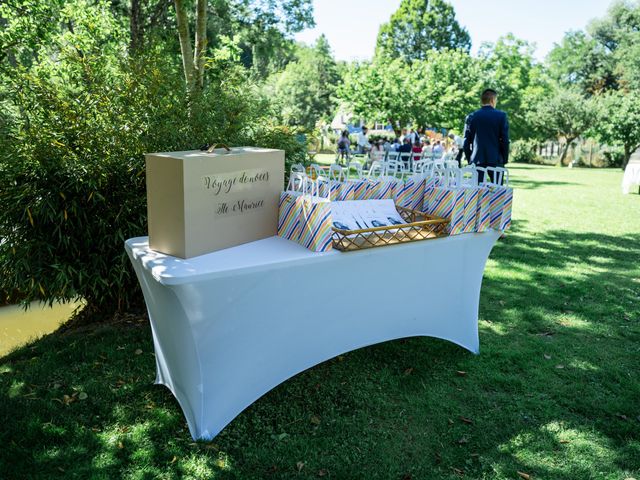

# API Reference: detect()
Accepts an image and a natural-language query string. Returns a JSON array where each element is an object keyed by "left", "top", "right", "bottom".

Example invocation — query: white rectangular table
[{"left": 126, "top": 231, "right": 500, "bottom": 440}]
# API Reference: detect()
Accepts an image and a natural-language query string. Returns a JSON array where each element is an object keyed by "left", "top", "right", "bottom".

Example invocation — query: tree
[
  {"left": 547, "top": 30, "right": 616, "bottom": 94},
  {"left": 410, "top": 49, "right": 485, "bottom": 130},
  {"left": 375, "top": 0, "right": 470, "bottom": 62},
  {"left": 337, "top": 59, "right": 414, "bottom": 128},
  {"left": 480, "top": 34, "right": 553, "bottom": 140},
  {"left": 268, "top": 35, "right": 340, "bottom": 129},
  {"left": 596, "top": 90, "right": 640, "bottom": 168},
  {"left": 173, "top": 0, "right": 207, "bottom": 97},
  {"left": 529, "top": 89, "right": 596, "bottom": 166}
]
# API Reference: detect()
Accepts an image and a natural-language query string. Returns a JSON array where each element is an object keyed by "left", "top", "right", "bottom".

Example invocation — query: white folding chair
[
  {"left": 385, "top": 159, "right": 406, "bottom": 179},
  {"left": 386, "top": 151, "right": 401, "bottom": 163},
  {"left": 368, "top": 161, "right": 385, "bottom": 179},
  {"left": 399, "top": 152, "right": 413, "bottom": 173},
  {"left": 346, "top": 160, "right": 364, "bottom": 180},
  {"left": 329, "top": 163, "right": 346, "bottom": 182}
]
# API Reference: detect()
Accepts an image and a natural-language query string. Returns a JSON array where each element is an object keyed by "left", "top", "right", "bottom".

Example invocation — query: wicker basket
[{"left": 331, "top": 206, "right": 449, "bottom": 252}]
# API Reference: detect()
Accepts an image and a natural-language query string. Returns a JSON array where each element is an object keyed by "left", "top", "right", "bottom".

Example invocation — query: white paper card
[{"left": 330, "top": 199, "right": 405, "bottom": 231}]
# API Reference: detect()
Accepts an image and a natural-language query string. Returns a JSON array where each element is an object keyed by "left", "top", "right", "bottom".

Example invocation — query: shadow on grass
[
  {"left": 0, "top": 222, "right": 639, "bottom": 479},
  {"left": 509, "top": 178, "right": 579, "bottom": 190}
]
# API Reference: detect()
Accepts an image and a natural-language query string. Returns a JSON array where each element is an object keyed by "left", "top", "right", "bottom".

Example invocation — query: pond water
[{"left": 0, "top": 301, "right": 81, "bottom": 357}]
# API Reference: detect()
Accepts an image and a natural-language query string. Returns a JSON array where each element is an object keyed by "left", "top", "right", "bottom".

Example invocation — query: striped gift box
[
  {"left": 297, "top": 199, "right": 333, "bottom": 252},
  {"left": 277, "top": 192, "right": 302, "bottom": 241},
  {"left": 395, "top": 175, "right": 426, "bottom": 210}
]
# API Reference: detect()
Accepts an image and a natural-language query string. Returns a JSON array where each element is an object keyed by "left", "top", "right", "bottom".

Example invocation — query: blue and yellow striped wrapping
[
  {"left": 395, "top": 175, "right": 426, "bottom": 210},
  {"left": 277, "top": 192, "right": 302, "bottom": 241},
  {"left": 364, "top": 178, "right": 402, "bottom": 200},
  {"left": 298, "top": 199, "right": 333, "bottom": 252}
]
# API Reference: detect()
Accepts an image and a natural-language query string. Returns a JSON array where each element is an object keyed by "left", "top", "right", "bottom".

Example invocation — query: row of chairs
[{"left": 291, "top": 161, "right": 508, "bottom": 188}]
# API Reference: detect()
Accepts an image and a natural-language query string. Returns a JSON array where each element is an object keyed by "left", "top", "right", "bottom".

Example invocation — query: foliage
[
  {"left": 375, "top": 0, "right": 470, "bottom": 62},
  {"left": 338, "top": 49, "right": 485, "bottom": 133},
  {"left": 266, "top": 36, "right": 340, "bottom": 130},
  {"left": 510, "top": 139, "right": 540, "bottom": 163},
  {"left": 410, "top": 49, "right": 485, "bottom": 131},
  {"left": 528, "top": 89, "right": 597, "bottom": 165},
  {"left": 547, "top": 1, "right": 640, "bottom": 93},
  {"left": 546, "top": 30, "right": 616, "bottom": 94},
  {"left": 1, "top": 165, "right": 640, "bottom": 479},
  {"left": 595, "top": 89, "right": 640, "bottom": 167},
  {"left": 480, "top": 34, "right": 553, "bottom": 140},
  {"left": 209, "top": 0, "right": 315, "bottom": 77},
  {"left": 0, "top": 3, "right": 309, "bottom": 312},
  {"left": 337, "top": 59, "right": 413, "bottom": 128}
]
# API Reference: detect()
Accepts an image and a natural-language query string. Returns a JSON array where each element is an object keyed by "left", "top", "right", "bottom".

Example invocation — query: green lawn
[{"left": 1, "top": 164, "right": 639, "bottom": 479}]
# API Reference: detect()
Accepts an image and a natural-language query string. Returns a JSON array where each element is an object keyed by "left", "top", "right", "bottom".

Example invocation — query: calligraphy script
[
  {"left": 201, "top": 169, "right": 270, "bottom": 218},
  {"left": 202, "top": 169, "right": 270, "bottom": 196}
]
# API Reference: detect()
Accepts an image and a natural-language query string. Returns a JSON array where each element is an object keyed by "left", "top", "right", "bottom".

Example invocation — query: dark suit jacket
[{"left": 463, "top": 106, "right": 510, "bottom": 166}]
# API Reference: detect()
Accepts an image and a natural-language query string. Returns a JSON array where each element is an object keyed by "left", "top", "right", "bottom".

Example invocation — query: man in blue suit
[{"left": 463, "top": 89, "right": 510, "bottom": 183}]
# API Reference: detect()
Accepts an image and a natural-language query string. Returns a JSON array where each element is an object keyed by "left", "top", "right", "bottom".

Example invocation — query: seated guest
[
  {"left": 422, "top": 140, "right": 432, "bottom": 156},
  {"left": 412, "top": 139, "right": 423, "bottom": 162},
  {"left": 398, "top": 137, "right": 412, "bottom": 153},
  {"left": 432, "top": 141, "right": 444, "bottom": 158},
  {"left": 382, "top": 138, "right": 392, "bottom": 152},
  {"left": 392, "top": 137, "right": 402, "bottom": 151}
]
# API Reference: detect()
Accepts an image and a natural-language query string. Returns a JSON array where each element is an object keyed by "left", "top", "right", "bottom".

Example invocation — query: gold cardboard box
[{"left": 145, "top": 146, "right": 285, "bottom": 258}]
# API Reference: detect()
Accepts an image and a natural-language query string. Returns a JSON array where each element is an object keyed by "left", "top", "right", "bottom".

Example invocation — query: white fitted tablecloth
[
  {"left": 125, "top": 231, "right": 500, "bottom": 440},
  {"left": 622, "top": 163, "right": 640, "bottom": 194}
]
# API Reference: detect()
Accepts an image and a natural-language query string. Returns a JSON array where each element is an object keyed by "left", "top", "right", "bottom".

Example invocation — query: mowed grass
[{"left": 0, "top": 164, "right": 639, "bottom": 479}]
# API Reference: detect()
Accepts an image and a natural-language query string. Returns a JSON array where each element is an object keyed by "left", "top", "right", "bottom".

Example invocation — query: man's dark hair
[{"left": 481, "top": 89, "right": 498, "bottom": 104}]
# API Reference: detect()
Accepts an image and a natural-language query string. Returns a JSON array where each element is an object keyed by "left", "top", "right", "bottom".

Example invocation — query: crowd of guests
[{"left": 337, "top": 126, "right": 464, "bottom": 164}]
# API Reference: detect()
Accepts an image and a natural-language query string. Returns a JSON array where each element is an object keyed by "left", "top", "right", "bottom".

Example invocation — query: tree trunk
[
  {"left": 129, "top": 0, "right": 144, "bottom": 54},
  {"left": 194, "top": 0, "right": 207, "bottom": 89},
  {"left": 174, "top": 0, "right": 196, "bottom": 94},
  {"left": 559, "top": 138, "right": 575, "bottom": 167}
]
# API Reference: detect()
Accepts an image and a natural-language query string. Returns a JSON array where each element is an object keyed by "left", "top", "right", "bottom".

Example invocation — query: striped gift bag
[
  {"left": 475, "top": 186, "right": 493, "bottom": 232},
  {"left": 277, "top": 191, "right": 303, "bottom": 241},
  {"left": 350, "top": 178, "right": 370, "bottom": 200},
  {"left": 421, "top": 177, "right": 439, "bottom": 212},
  {"left": 395, "top": 175, "right": 426, "bottom": 211},
  {"left": 489, "top": 186, "right": 513, "bottom": 231},
  {"left": 461, "top": 187, "right": 479, "bottom": 234},
  {"left": 364, "top": 177, "right": 402, "bottom": 200},
  {"left": 297, "top": 198, "right": 333, "bottom": 252}
]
